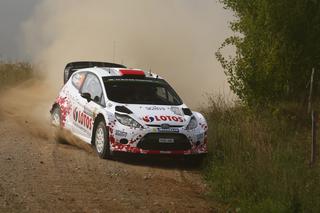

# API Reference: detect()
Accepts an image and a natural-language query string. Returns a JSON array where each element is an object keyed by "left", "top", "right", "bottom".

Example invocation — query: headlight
[
  {"left": 115, "top": 113, "right": 144, "bottom": 129},
  {"left": 186, "top": 116, "right": 198, "bottom": 130}
]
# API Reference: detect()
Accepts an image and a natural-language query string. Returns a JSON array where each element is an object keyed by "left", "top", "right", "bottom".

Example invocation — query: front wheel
[{"left": 93, "top": 120, "right": 112, "bottom": 159}]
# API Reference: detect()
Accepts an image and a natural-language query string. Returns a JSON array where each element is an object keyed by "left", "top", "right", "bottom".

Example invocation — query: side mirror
[{"left": 81, "top": 93, "right": 91, "bottom": 102}]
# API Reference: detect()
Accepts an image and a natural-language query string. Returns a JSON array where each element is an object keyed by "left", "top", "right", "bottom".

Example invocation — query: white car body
[{"left": 51, "top": 65, "right": 208, "bottom": 157}]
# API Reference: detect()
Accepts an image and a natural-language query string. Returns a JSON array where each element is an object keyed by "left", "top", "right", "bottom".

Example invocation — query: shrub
[{"left": 204, "top": 96, "right": 320, "bottom": 212}]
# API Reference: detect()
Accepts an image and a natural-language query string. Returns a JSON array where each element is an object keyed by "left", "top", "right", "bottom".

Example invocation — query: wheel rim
[
  {"left": 95, "top": 126, "right": 105, "bottom": 153},
  {"left": 52, "top": 109, "right": 60, "bottom": 126}
]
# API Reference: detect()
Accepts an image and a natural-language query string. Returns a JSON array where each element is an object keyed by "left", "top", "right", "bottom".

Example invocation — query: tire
[
  {"left": 51, "top": 106, "right": 61, "bottom": 127},
  {"left": 93, "top": 119, "right": 112, "bottom": 159}
]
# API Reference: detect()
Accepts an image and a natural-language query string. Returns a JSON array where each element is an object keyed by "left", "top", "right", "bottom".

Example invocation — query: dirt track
[{"left": 0, "top": 81, "right": 213, "bottom": 212}]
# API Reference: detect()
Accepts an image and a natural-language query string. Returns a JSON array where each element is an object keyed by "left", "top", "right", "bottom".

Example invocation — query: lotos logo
[
  {"left": 73, "top": 107, "right": 93, "bottom": 130},
  {"left": 143, "top": 116, "right": 154, "bottom": 123},
  {"left": 143, "top": 115, "right": 184, "bottom": 123}
]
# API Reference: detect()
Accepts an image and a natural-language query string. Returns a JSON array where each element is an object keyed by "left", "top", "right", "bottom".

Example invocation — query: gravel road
[{"left": 0, "top": 81, "right": 213, "bottom": 213}]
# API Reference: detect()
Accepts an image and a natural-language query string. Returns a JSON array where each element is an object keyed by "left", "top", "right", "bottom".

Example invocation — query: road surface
[{"left": 0, "top": 80, "right": 213, "bottom": 212}]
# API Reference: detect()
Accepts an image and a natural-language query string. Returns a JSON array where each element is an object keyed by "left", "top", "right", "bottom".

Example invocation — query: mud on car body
[{"left": 50, "top": 61, "right": 208, "bottom": 159}]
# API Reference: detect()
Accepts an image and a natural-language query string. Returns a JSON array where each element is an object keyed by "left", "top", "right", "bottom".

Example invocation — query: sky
[
  {"left": 0, "top": 0, "right": 39, "bottom": 60},
  {"left": 0, "top": 0, "right": 234, "bottom": 107}
]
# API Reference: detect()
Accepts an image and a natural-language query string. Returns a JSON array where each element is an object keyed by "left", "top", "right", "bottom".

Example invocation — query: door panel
[
  {"left": 72, "top": 73, "right": 104, "bottom": 142},
  {"left": 67, "top": 72, "right": 88, "bottom": 137}
]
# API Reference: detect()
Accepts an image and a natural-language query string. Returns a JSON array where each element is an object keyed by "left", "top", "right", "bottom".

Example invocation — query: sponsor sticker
[
  {"left": 84, "top": 107, "right": 94, "bottom": 117},
  {"left": 145, "top": 106, "right": 166, "bottom": 111},
  {"left": 157, "top": 128, "right": 179, "bottom": 133},
  {"left": 196, "top": 133, "right": 205, "bottom": 141},
  {"left": 73, "top": 107, "right": 93, "bottom": 130},
  {"left": 115, "top": 130, "right": 127, "bottom": 137},
  {"left": 142, "top": 115, "right": 185, "bottom": 123}
]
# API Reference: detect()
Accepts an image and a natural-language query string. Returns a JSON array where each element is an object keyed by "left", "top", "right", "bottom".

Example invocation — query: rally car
[{"left": 50, "top": 61, "right": 208, "bottom": 159}]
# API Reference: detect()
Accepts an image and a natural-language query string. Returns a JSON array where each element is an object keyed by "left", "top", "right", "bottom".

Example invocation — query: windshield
[{"left": 103, "top": 77, "right": 183, "bottom": 105}]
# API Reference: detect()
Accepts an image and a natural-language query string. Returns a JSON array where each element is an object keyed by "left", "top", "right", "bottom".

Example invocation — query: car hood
[{"left": 124, "top": 104, "right": 189, "bottom": 126}]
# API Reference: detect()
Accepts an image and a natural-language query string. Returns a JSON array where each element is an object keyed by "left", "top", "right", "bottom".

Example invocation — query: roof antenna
[{"left": 149, "top": 68, "right": 152, "bottom": 76}]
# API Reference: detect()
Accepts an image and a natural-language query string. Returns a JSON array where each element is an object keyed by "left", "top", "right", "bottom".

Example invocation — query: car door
[
  {"left": 65, "top": 71, "right": 87, "bottom": 131},
  {"left": 74, "top": 73, "right": 105, "bottom": 141}
]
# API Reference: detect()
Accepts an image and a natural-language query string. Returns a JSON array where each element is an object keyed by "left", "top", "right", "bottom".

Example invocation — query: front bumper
[{"left": 107, "top": 121, "right": 208, "bottom": 155}]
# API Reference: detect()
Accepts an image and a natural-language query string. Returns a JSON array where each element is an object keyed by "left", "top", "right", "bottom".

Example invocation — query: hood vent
[
  {"left": 182, "top": 108, "right": 193, "bottom": 116},
  {"left": 115, "top": 106, "right": 133, "bottom": 114}
]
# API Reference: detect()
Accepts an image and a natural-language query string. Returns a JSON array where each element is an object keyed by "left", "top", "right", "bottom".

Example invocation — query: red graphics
[
  {"left": 56, "top": 96, "right": 72, "bottom": 127},
  {"left": 73, "top": 107, "right": 93, "bottom": 130},
  {"left": 142, "top": 115, "right": 184, "bottom": 123}
]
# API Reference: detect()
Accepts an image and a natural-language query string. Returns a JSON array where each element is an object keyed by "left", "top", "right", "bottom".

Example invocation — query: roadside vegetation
[
  {"left": 203, "top": 98, "right": 320, "bottom": 212},
  {"left": 207, "top": 0, "right": 320, "bottom": 211},
  {"left": 0, "top": 61, "right": 34, "bottom": 90}
]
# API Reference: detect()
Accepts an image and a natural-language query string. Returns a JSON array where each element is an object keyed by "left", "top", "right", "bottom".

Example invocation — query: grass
[
  {"left": 203, "top": 96, "right": 320, "bottom": 212},
  {"left": 0, "top": 61, "right": 34, "bottom": 89}
]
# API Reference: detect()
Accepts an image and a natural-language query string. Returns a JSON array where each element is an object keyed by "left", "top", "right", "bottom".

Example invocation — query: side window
[
  {"left": 72, "top": 72, "right": 86, "bottom": 90},
  {"left": 81, "top": 73, "right": 103, "bottom": 104},
  {"left": 100, "top": 95, "right": 106, "bottom": 106}
]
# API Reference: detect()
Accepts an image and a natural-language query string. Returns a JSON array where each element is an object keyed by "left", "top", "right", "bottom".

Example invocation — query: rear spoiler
[{"left": 63, "top": 61, "right": 126, "bottom": 84}]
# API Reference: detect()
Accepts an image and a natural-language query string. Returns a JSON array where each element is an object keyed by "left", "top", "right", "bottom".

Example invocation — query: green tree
[{"left": 216, "top": 0, "right": 320, "bottom": 106}]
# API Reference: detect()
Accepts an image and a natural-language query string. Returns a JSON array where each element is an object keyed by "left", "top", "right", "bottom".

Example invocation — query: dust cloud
[
  {"left": 21, "top": 0, "right": 234, "bottom": 108},
  {"left": 0, "top": 79, "right": 55, "bottom": 140},
  {"left": 0, "top": 79, "right": 95, "bottom": 153}
]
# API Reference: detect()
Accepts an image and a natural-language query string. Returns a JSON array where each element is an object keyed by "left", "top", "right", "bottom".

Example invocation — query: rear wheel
[
  {"left": 93, "top": 120, "right": 112, "bottom": 159},
  {"left": 51, "top": 106, "right": 61, "bottom": 127}
]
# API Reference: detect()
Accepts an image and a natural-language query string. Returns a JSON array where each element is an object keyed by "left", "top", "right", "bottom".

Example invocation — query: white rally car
[{"left": 50, "top": 61, "right": 208, "bottom": 159}]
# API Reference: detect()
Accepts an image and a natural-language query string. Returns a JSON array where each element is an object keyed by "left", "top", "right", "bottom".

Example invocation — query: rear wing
[{"left": 64, "top": 61, "right": 126, "bottom": 84}]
